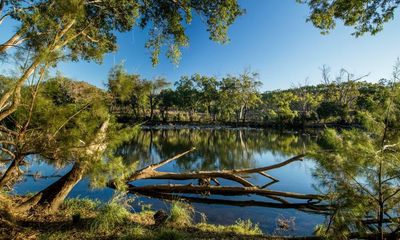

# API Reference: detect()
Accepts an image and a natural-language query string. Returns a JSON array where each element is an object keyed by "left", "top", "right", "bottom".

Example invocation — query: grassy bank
[{"left": 0, "top": 193, "right": 277, "bottom": 240}]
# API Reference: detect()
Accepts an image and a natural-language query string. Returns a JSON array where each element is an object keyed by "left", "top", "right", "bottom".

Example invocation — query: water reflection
[
  {"left": 117, "top": 129, "right": 315, "bottom": 172},
  {"left": 16, "top": 129, "right": 323, "bottom": 236}
]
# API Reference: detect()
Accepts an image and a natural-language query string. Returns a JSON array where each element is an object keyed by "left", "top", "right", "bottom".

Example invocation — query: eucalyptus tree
[
  {"left": 263, "top": 91, "right": 298, "bottom": 125},
  {"left": 219, "top": 71, "right": 262, "bottom": 123},
  {"left": 107, "top": 63, "right": 142, "bottom": 115},
  {"left": 157, "top": 89, "right": 176, "bottom": 122},
  {"left": 298, "top": 0, "right": 400, "bottom": 36},
  {"left": 193, "top": 74, "right": 220, "bottom": 122},
  {"left": 292, "top": 83, "right": 322, "bottom": 128},
  {"left": 175, "top": 76, "right": 200, "bottom": 121},
  {"left": 237, "top": 70, "right": 262, "bottom": 122},
  {"left": 145, "top": 77, "right": 170, "bottom": 121},
  {"left": 0, "top": 0, "right": 243, "bottom": 122}
]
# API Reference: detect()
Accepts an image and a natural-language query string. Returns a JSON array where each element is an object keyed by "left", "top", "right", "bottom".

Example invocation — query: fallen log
[
  {"left": 129, "top": 191, "right": 331, "bottom": 215},
  {"left": 127, "top": 184, "right": 324, "bottom": 200},
  {"left": 107, "top": 148, "right": 326, "bottom": 211},
  {"left": 121, "top": 148, "right": 305, "bottom": 189}
]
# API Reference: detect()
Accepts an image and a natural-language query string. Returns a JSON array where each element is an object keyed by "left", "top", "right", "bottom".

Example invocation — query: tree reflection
[{"left": 115, "top": 129, "right": 315, "bottom": 172}]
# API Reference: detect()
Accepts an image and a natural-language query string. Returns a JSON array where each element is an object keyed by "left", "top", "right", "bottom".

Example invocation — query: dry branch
[
  {"left": 132, "top": 191, "right": 331, "bottom": 215},
  {"left": 127, "top": 184, "right": 323, "bottom": 200},
  {"left": 123, "top": 149, "right": 305, "bottom": 189},
  {"left": 107, "top": 149, "right": 325, "bottom": 210}
]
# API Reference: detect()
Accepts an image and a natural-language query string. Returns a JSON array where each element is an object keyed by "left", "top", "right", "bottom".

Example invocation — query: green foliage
[
  {"left": 311, "top": 65, "right": 400, "bottom": 237},
  {"left": 3, "top": 0, "right": 243, "bottom": 65},
  {"left": 167, "top": 201, "right": 194, "bottom": 227},
  {"left": 61, "top": 198, "right": 100, "bottom": 216},
  {"left": 197, "top": 219, "right": 262, "bottom": 236},
  {"left": 90, "top": 201, "right": 131, "bottom": 233},
  {"left": 298, "top": 0, "right": 400, "bottom": 36}
]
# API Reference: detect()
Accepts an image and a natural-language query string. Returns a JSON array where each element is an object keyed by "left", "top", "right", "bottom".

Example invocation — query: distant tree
[
  {"left": 219, "top": 71, "right": 261, "bottom": 123},
  {"left": 193, "top": 74, "right": 220, "bottom": 122},
  {"left": 175, "top": 76, "right": 199, "bottom": 121},
  {"left": 145, "top": 77, "right": 170, "bottom": 121},
  {"left": 157, "top": 89, "right": 176, "bottom": 122},
  {"left": 299, "top": 0, "right": 400, "bottom": 36},
  {"left": 317, "top": 67, "right": 368, "bottom": 123},
  {"left": 107, "top": 64, "right": 145, "bottom": 117},
  {"left": 263, "top": 91, "right": 298, "bottom": 125},
  {"left": 292, "top": 82, "right": 322, "bottom": 128}
]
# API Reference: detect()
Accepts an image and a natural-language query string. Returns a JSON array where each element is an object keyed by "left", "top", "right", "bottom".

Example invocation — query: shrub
[
  {"left": 61, "top": 198, "right": 100, "bottom": 216},
  {"left": 90, "top": 202, "right": 131, "bottom": 233},
  {"left": 197, "top": 218, "right": 262, "bottom": 236},
  {"left": 167, "top": 201, "right": 193, "bottom": 227}
]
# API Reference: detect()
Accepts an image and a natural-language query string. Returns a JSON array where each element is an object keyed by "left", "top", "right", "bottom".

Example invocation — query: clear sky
[{"left": 2, "top": 0, "right": 400, "bottom": 91}]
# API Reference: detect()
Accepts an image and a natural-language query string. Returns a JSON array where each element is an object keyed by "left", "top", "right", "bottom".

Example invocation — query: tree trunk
[
  {"left": 20, "top": 119, "right": 109, "bottom": 213},
  {"left": 0, "top": 31, "right": 24, "bottom": 53},
  {"left": 239, "top": 105, "right": 244, "bottom": 123},
  {"left": 28, "top": 163, "right": 85, "bottom": 213},
  {"left": 0, "top": 155, "right": 24, "bottom": 188},
  {"left": 149, "top": 96, "right": 154, "bottom": 121}
]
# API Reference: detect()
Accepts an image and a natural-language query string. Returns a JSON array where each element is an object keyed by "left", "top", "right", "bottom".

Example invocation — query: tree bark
[
  {"left": 27, "top": 163, "right": 85, "bottom": 213},
  {"left": 19, "top": 119, "right": 109, "bottom": 213},
  {"left": 0, "top": 31, "right": 24, "bottom": 53},
  {"left": 0, "top": 155, "right": 24, "bottom": 188}
]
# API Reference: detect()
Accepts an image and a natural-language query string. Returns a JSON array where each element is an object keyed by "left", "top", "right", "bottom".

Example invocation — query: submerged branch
[{"left": 127, "top": 184, "right": 324, "bottom": 200}]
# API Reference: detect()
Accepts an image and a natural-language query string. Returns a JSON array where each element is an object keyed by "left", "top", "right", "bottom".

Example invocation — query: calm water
[{"left": 14, "top": 129, "right": 325, "bottom": 236}]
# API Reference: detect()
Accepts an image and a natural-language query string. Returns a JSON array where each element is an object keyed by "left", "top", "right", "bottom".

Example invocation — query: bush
[
  {"left": 90, "top": 202, "right": 131, "bottom": 233},
  {"left": 61, "top": 198, "right": 100, "bottom": 216},
  {"left": 229, "top": 219, "right": 262, "bottom": 235},
  {"left": 167, "top": 201, "right": 193, "bottom": 227},
  {"left": 197, "top": 218, "right": 262, "bottom": 236}
]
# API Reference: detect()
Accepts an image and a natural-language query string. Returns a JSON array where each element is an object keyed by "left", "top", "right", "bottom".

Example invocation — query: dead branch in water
[
  {"left": 132, "top": 191, "right": 331, "bottom": 215},
  {"left": 107, "top": 148, "right": 326, "bottom": 210},
  {"left": 127, "top": 184, "right": 322, "bottom": 200}
]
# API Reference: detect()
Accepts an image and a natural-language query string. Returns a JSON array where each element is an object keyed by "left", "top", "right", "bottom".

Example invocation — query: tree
[
  {"left": 157, "top": 89, "right": 176, "bottom": 122},
  {"left": 237, "top": 71, "right": 262, "bottom": 123},
  {"left": 175, "top": 76, "right": 199, "bottom": 121},
  {"left": 146, "top": 77, "right": 170, "bottom": 121},
  {"left": 219, "top": 71, "right": 262, "bottom": 123},
  {"left": 292, "top": 82, "right": 322, "bottom": 128},
  {"left": 107, "top": 63, "right": 142, "bottom": 115},
  {"left": 298, "top": 0, "right": 400, "bottom": 36},
  {"left": 9, "top": 77, "right": 137, "bottom": 212},
  {"left": 263, "top": 91, "right": 298, "bottom": 125},
  {"left": 0, "top": 0, "right": 243, "bottom": 122},
  {"left": 193, "top": 74, "right": 220, "bottom": 122},
  {"left": 313, "top": 61, "right": 400, "bottom": 239}
]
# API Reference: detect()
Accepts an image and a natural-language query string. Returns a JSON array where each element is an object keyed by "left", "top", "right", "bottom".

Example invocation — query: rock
[{"left": 153, "top": 210, "right": 168, "bottom": 226}]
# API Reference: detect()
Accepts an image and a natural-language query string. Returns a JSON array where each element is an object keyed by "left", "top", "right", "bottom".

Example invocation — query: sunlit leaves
[{"left": 298, "top": 0, "right": 400, "bottom": 36}]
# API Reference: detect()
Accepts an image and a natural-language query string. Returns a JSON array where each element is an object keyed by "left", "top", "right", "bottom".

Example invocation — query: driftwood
[
  {"left": 108, "top": 148, "right": 327, "bottom": 213},
  {"left": 130, "top": 190, "right": 331, "bottom": 215},
  {"left": 123, "top": 148, "right": 304, "bottom": 189}
]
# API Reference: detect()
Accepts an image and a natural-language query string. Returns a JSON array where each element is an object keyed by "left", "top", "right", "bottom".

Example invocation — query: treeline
[{"left": 108, "top": 65, "right": 398, "bottom": 128}]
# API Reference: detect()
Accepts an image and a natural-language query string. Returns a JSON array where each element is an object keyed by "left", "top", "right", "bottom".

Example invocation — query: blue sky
[{"left": 1, "top": 0, "right": 400, "bottom": 91}]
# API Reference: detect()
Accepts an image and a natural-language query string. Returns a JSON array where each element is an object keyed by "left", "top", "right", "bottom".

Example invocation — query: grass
[
  {"left": 90, "top": 201, "right": 131, "bottom": 233},
  {"left": 61, "top": 198, "right": 100, "bottom": 216},
  {"left": 196, "top": 219, "right": 263, "bottom": 236},
  {"left": 2, "top": 195, "right": 268, "bottom": 239},
  {"left": 167, "top": 201, "right": 194, "bottom": 227}
]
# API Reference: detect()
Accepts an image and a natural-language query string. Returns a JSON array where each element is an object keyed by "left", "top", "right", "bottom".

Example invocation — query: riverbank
[
  {"left": 0, "top": 194, "right": 318, "bottom": 240},
  {"left": 119, "top": 117, "right": 361, "bottom": 132}
]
